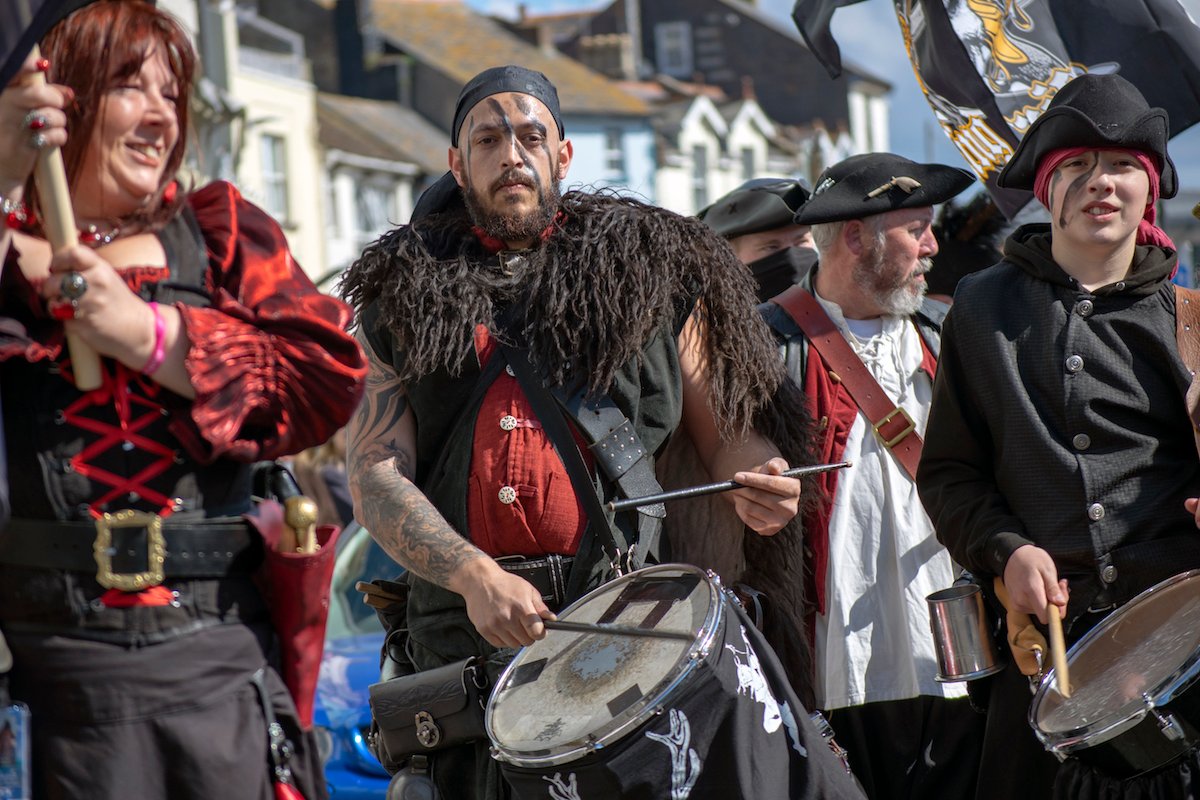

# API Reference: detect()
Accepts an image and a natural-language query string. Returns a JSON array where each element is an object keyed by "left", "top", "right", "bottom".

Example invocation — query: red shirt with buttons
[{"left": 466, "top": 324, "right": 593, "bottom": 557}]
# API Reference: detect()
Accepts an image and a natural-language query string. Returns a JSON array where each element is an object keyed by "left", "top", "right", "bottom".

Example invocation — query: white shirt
[{"left": 812, "top": 295, "right": 966, "bottom": 710}]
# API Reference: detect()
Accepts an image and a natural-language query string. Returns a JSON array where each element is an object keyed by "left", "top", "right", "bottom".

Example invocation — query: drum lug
[{"left": 1148, "top": 700, "right": 1187, "bottom": 742}]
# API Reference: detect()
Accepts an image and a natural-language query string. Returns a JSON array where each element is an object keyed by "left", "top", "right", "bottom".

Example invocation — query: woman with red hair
[
  {"left": 919, "top": 72, "right": 1200, "bottom": 799},
  {"left": 0, "top": 2, "right": 365, "bottom": 797}
]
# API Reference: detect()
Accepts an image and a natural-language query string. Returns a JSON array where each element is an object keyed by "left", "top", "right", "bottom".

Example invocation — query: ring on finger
[
  {"left": 60, "top": 271, "right": 88, "bottom": 302},
  {"left": 28, "top": 131, "right": 48, "bottom": 150},
  {"left": 22, "top": 110, "right": 47, "bottom": 131}
]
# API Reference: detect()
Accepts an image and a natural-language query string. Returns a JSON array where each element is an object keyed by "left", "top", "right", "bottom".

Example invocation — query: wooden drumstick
[
  {"left": 543, "top": 619, "right": 694, "bottom": 642},
  {"left": 1047, "top": 602, "right": 1070, "bottom": 697}
]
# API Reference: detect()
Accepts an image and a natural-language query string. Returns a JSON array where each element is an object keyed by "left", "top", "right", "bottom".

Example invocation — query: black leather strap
[
  {"left": 496, "top": 554, "right": 574, "bottom": 611},
  {"left": 499, "top": 342, "right": 628, "bottom": 597},
  {"left": 0, "top": 518, "right": 263, "bottom": 578},
  {"left": 557, "top": 387, "right": 666, "bottom": 561}
]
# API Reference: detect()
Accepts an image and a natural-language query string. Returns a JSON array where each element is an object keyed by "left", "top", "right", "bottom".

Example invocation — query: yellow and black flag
[{"left": 793, "top": 0, "right": 1200, "bottom": 219}]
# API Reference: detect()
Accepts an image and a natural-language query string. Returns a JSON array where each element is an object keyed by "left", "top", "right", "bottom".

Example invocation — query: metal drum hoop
[
  {"left": 486, "top": 563, "right": 725, "bottom": 768},
  {"left": 1029, "top": 569, "right": 1200, "bottom": 758}
]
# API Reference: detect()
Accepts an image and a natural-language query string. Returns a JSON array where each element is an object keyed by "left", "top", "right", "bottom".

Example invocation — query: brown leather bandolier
[
  {"left": 1176, "top": 286, "right": 1200, "bottom": 459},
  {"left": 771, "top": 284, "right": 925, "bottom": 480}
]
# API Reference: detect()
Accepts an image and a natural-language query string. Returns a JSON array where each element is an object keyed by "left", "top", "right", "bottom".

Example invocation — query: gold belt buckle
[
  {"left": 93, "top": 510, "right": 166, "bottom": 591},
  {"left": 873, "top": 406, "right": 916, "bottom": 449}
]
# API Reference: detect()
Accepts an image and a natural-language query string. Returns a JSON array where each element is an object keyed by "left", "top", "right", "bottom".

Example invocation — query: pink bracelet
[{"left": 141, "top": 301, "right": 167, "bottom": 375}]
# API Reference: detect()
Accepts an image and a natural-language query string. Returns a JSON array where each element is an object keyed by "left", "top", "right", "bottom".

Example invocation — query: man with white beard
[{"left": 759, "top": 153, "right": 985, "bottom": 800}]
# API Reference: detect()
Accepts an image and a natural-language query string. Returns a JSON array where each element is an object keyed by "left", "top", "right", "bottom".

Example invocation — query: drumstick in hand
[{"left": 1047, "top": 602, "right": 1071, "bottom": 697}]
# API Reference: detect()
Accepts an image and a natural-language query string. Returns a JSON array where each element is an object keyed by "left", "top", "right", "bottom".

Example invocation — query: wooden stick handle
[
  {"left": 1047, "top": 601, "right": 1071, "bottom": 697},
  {"left": 29, "top": 45, "right": 102, "bottom": 391}
]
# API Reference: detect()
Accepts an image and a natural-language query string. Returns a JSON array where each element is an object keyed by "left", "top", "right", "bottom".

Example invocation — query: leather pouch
[{"left": 369, "top": 657, "right": 489, "bottom": 770}]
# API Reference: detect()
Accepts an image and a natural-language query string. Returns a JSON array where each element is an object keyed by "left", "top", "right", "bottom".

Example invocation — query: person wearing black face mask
[{"left": 699, "top": 178, "right": 817, "bottom": 302}]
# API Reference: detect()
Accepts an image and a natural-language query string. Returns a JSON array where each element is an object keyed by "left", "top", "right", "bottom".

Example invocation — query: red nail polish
[{"left": 35, "top": 58, "right": 50, "bottom": 72}]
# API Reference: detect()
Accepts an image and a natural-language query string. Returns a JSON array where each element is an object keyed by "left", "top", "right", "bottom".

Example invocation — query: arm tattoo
[{"left": 347, "top": 329, "right": 486, "bottom": 588}]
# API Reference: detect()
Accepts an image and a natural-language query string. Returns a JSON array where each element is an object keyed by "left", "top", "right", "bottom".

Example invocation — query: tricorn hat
[
  {"left": 698, "top": 177, "right": 811, "bottom": 238},
  {"left": 794, "top": 153, "right": 975, "bottom": 226},
  {"left": 997, "top": 73, "right": 1176, "bottom": 197}
]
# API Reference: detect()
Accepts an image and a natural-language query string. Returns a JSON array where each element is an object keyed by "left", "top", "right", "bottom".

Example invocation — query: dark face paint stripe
[{"left": 1059, "top": 152, "right": 1098, "bottom": 230}]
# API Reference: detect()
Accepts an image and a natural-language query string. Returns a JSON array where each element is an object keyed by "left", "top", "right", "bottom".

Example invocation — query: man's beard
[
  {"left": 854, "top": 233, "right": 931, "bottom": 316},
  {"left": 464, "top": 168, "right": 561, "bottom": 243}
]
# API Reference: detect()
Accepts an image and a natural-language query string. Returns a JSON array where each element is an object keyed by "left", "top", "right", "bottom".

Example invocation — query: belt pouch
[{"left": 369, "top": 657, "right": 488, "bottom": 769}]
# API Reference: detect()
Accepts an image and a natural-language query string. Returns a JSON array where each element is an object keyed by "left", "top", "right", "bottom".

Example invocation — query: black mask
[{"left": 747, "top": 247, "right": 818, "bottom": 302}]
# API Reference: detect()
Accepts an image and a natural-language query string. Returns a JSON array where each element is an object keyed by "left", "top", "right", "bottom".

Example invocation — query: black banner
[
  {"left": 0, "top": 0, "right": 91, "bottom": 90},
  {"left": 794, "top": 0, "right": 1200, "bottom": 219}
]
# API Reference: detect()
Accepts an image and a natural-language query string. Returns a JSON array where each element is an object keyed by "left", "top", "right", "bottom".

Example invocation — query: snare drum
[
  {"left": 1030, "top": 570, "right": 1200, "bottom": 779},
  {"left": 486, "top": 564, "right": 842, "bottom": 799}
]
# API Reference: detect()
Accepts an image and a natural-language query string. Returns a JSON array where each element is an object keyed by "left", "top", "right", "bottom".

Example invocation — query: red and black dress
[{"left": 0, "top": 181, "right": 366, "bottom": 800}]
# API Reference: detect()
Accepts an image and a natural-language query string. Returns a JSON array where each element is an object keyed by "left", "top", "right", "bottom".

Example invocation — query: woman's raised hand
[{"left": 0, "top": 51, "right": 72, "bottom": 191}]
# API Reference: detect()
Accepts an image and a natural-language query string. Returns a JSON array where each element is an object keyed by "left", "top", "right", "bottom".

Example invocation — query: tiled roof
[
  {"left": 317, "top": 92, "right": 447, "bottom": 175},
  {"left": 370, "top": 0, "right": 649, "bottom": 116}
]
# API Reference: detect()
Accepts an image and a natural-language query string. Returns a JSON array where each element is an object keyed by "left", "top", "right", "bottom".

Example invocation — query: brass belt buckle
[
  {"left": 93, "top": 510, "right": 166, "bottom": 591},
  {"left": 873, "top": 406, "right": 916, "bottom": 449}
]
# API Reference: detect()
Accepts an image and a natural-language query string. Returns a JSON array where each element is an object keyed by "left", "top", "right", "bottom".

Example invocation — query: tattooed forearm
[
  {"left": 348, "top": 332, "right": 487, "bottom": 588},
  {"left": 353, "top": 461, "right": 486, "bottom": 587}
]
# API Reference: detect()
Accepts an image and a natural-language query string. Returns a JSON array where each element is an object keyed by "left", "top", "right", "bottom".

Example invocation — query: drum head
[
  {"left": 486, "top": 564, "right": 722, "bottom": 767},
  {"left": 1032, "top": 570, "right": 1200, "bottom": 749}
]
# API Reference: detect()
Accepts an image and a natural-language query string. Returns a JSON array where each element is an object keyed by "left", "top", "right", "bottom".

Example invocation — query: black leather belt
[
  {"left": 496, "top": 554, "right": 574, "bottom": 611},
  {"left": 0, "top": 516, "right": 263, "bottom": 587}
]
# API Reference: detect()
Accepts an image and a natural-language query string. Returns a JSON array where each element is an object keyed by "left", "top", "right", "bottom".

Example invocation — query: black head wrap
[{"left": 451, "top": 65, "right": 565, "bottom": 147}]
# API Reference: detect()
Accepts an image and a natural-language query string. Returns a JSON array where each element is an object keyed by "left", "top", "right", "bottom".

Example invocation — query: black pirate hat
[
  {"left": 698, "top": 177, "right": 811, "bottom": 238},
  {"left": 997, "top": 73, "right": 1176, "bottom": 197},
  {"left": 794, "top": 153, "right": 974, "bottom": 225}
]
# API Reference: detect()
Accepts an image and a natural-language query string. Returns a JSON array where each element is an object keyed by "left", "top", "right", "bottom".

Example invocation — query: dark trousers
[
  {"left": 825, "top": 695, "right": 984, "bottom": 800},
  {"left": 976, "top": 660, "right": 1061, "bottom": 800}
]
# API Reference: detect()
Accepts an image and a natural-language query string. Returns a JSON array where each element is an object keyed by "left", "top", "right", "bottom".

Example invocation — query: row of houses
[{"left": 160, "top": 0, "right": 892, "bottom": 282}]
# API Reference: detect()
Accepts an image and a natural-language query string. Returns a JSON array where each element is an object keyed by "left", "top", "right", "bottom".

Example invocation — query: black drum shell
[{"left": 496, "top": 607, "right": 815, "bottom": 799}]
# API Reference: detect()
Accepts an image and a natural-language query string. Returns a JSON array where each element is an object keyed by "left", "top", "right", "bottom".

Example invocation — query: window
[
  {"left": 655, "top": 21, "right": 693, "bottom": 78},
  {"left": 356, "top": 182, "right": 395, "bottom": 238},
  {"left": 692, "top": 144, "right": 708, "bottom": 211},
  {"left": 260, "top": 134, "right": 289, "bottom": 221},
  {"left": 741, "top": 146, "right": 755, "bottom": 181},
  {"left": 604, "top": 128, "right": 626, "bottom": 177}
]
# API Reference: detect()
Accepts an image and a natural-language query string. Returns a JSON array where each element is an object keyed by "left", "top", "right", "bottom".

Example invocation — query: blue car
[{"left": 311, "top": 521, "right": 398, "bottom": 798}]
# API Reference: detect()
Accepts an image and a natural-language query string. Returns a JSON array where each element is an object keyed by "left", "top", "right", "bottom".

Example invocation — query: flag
[
  {"left": 793, "top": 0, "right": 1200, "bottom": 219},
  {"left": 0, "top": 0, "right": 91, "bottom": 89}
]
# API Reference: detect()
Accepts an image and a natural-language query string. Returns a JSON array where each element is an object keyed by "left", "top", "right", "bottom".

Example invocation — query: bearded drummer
[
  {"left": 919, "top": 72, "right": 1200, "bottom": 799},
  {"left": 342, "top": 65, "right": 862, "bottom": 800}
]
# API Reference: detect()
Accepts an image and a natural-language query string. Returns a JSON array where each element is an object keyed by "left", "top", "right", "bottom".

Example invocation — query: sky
[{"left": 465, "top": 0, "right": 1200, "bottom": 200}]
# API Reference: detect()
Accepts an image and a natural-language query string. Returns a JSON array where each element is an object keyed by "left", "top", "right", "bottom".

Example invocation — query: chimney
[
  {"left": 741, "top": 75, "right": 756, "bottom": 101},
  {"left": 518, "top": 3, "right": 528, "bottom": 22}
]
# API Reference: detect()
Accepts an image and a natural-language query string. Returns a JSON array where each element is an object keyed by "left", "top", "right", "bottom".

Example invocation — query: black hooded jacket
[{"left": 918, "top": 224, "right": 1200, "bottom": 631}]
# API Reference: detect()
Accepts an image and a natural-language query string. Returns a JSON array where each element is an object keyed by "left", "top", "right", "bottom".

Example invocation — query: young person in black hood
[
  {"left": 698, "top": 177, "right": 817, "bottom": 302},
  {"left": 918, "top": 72, "right": 1200, "bottom": 799}
]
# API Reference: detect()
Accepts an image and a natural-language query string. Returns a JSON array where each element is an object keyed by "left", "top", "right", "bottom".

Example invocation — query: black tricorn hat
[
  {"left": 997, "top": 73, "right": 1176, "bottom": 197},
  {"left": 794, "top": 153, "right": 975, "bottom": 225},
  {"left": 698, "top": 177, "right": 811, "bottom": 238}
]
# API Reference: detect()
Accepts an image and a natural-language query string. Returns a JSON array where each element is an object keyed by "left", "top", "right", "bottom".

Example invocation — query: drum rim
[
  {"left": 485, "top": 563, "right": 724, "bottom": 767},
  {"left": 1029, "top": 569, "right": 1200, "bottom": 754}
]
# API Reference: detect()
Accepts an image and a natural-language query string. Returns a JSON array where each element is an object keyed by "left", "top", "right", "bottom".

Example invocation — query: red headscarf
[{"left": 1033, "top": 146, "right": 1174, "bottom": 249}]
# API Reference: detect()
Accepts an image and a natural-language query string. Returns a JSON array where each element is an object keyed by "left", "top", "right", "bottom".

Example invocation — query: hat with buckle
[
  {"left": 997, "top": 72, "right": 1176, "bottom": 197},
  {"left": 794, "top": 153, "right": 975, "bottom": 226},
  {"left": 698, "top": 177, "right": 812, "bottom": 239}
]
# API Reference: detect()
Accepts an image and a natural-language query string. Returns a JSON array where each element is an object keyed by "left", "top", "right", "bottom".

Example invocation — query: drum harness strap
[
  {"left": 499, "top": 340, "right": 665, "bottom": 601},
  {"left": 1175, "top": 286, "right": 1200, "bottom": 460},
  {"left": 770, "top": 284, "right": 927, "bottom": 480}
]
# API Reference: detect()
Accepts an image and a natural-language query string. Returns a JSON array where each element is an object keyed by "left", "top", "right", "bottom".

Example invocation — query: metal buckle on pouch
[{"left": 93, "top": 510, "right": 166, "bottom": 591}]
